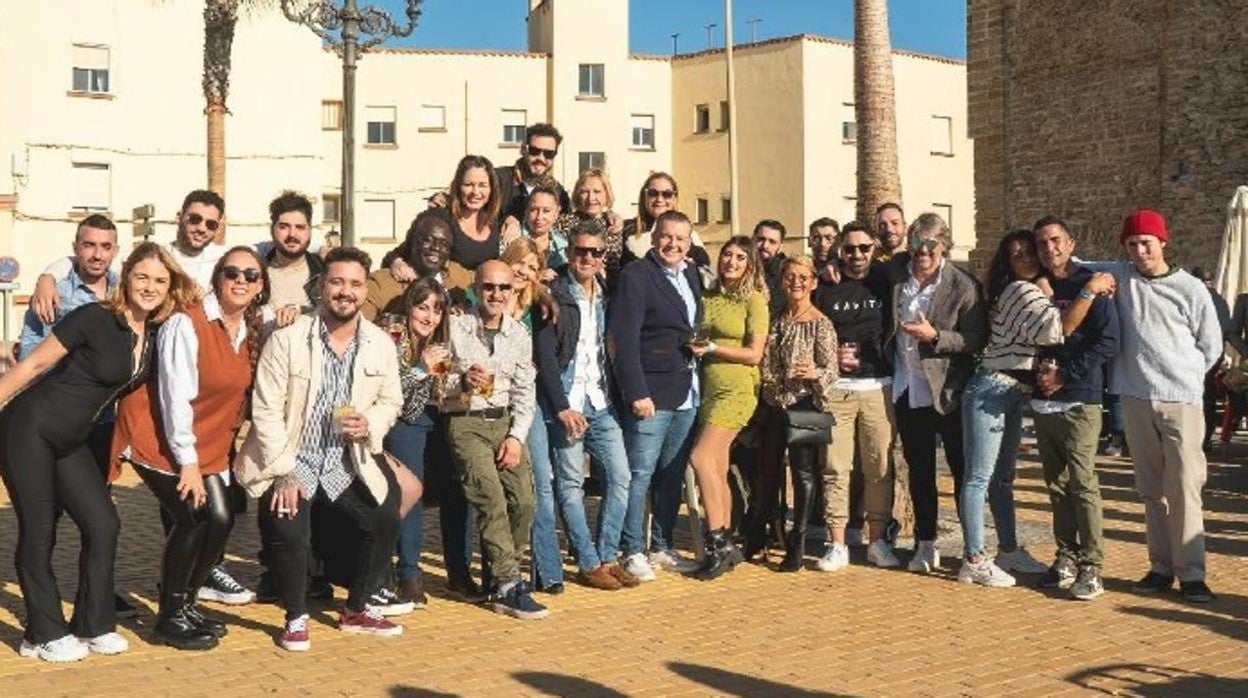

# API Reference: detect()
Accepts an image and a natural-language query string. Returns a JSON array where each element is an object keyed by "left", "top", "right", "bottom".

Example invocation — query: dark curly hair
[{"left": 984, "top": 228, "right": 1043, "bottom": 307}]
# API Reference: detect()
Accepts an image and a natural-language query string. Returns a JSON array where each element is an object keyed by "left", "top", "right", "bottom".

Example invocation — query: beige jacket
[{"left": 233, "top": 314, "right": 402, "bottom": 503}]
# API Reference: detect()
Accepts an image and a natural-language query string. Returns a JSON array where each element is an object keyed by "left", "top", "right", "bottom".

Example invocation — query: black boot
[
  {"left": 184, "top": 591, "right": 228, "bottom": 638},
  {"left": 780, "top": 447, "right": 818, "bottom": 573},
  {"left": 741, "top": 515, "right": 768, "bottom": 562},
  {"left": 155, "top": 592, "right": 218, "bottom": 650},
  {"left": 694, "top": 529, "right": 744, "bottom": 581}
]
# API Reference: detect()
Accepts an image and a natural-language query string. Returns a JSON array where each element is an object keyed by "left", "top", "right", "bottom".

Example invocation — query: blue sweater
[{"left": 1036, "top": 267, "right": 1119, "bottom": 405}]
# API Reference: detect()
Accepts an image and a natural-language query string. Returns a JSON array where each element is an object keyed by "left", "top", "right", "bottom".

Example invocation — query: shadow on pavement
[
  {"left": 1065, "top": 663, "right": 1248, "bottom": 695},
  {"left": 666, "top": 661, "right": 850, "bottom": 697},
  {"left": 389, "top": 686, "right": 460, "bottom": 697},
  {"left": 511, "top": 671, "right": 628, "bottom": 697}
]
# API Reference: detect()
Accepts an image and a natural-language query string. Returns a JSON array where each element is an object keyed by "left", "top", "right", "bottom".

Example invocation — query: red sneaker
[
  {"left": 339, "top": 607, "right": 403, "bottom": 637},
  {"left": 279, "top": 614, "right": 310, "bottom": 652}
]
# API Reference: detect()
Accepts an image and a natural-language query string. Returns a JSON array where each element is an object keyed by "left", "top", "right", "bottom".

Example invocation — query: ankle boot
[
  {"left": 155, "top": 592, "right": 218, "bottom": 651},
  {"left": 183, "top": 591, "right": 228, "bottom": 638},
  {"left": 780, "top": 447, "right": 818, "bottom": 573},
  {"left": 741, "top": 516, "right": 768, "bottom": 562},
  {"left": 694, "top": 529, "right": 743, "bottom": 581}
]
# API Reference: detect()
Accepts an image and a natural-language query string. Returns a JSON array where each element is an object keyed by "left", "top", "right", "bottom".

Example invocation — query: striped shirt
[
  {"left": 293, "top": 320, "right": 359, "bottom": 501},
  {"left": 981, "top": 280, "right": 1063, "bottom": 372}
]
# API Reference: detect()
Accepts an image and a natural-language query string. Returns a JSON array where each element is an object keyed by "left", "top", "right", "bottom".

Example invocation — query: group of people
[{"left": 0, "top": 122, "right": 1224, "bottom": 663}]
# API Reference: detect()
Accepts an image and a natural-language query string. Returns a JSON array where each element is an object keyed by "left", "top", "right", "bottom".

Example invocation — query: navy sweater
[{"left": 1036, "top": 266, "right": 1119, "bottom": 405}]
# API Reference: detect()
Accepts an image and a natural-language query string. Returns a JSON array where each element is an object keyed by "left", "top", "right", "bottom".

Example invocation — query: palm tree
[
  {"left": 203, "top": 0, "right": 260, "bottom": 242},
  {"left": 853, "top": 0, "right": 903, "bottom": 225}
]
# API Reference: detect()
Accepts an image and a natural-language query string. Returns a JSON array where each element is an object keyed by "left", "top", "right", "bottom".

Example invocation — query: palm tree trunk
[
  {"left": 203, "top": 0, "right": 238, "bottom": 243},
  {"left": 854, "top": 0, "right": 903, "bottom": 224}
]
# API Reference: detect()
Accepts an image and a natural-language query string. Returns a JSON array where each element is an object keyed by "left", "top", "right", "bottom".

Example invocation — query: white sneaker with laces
[
  {"left": 867, "top": 539, "right": 901, "bottom": 568},
  {"left": 79, "top": 631, "right": 129, "bottom": 655},
  {"left": 958, "top": 559, "right": 1016, "bottom": 587},
  {"left": 995, "top": 547, "right": 1049, "bottom": 575},
  {"left": 907, "top": 540, "right": 941, "bottom": 573},
  {"left": 815, "top": 543, "right": 850, "bottom": 572},
  {"left": 844, "top": 528, "right": 866, "bottom": 546},
  {"left": 623, "top": 553, "right": 657, "bottom": 582},
  {"left": 648, "top": 548, "right": 698, "bottom": 573},
  {"left": 19, "top": 635, "right": 89, "bottom": 663},
  {"left": 198, "top": 565, "right": 255, "bottom": 605}
]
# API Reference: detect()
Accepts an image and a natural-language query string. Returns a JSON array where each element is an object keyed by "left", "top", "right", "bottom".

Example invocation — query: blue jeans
[
  {"left": 551, "top": 402, "right": 632, "bottom": 571},
  {"left": 383, "top": 410, "right": 473, "bottom": 583},
  {"left": 528, "top": 402, "right": 564, "bottom": 588},
  {"left": 620, "top": 407, "right": 697, "bottom": 556},
  {"left": 959, "top": 370, "right": 1026, "bottom": 557}
]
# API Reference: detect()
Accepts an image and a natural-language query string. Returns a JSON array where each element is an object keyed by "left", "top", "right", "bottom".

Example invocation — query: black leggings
[{"left": 135, "top": 466, "right": 233, "bottom": 603}]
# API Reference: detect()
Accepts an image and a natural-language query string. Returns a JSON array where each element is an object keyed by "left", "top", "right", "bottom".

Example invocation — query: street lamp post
[{"left": 281, "top": 0, "right": 422, "bottom": 246}]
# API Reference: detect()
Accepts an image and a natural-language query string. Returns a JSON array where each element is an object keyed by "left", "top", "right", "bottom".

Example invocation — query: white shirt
[
  {"left": 565, "top": 279, "right": 608, "bottom": 412},
  {"left": 1030, "top": 398, "right": 1081, "bottom": 415},
  {"left": 893, "top": 260, "right": 945, "bottom": 409},
  {"left": 44, "top": 241, "right": 225, "bottom": 294}
]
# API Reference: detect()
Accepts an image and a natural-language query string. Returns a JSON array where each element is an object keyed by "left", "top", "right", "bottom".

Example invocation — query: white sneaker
[
  {"left": 79, "top": 631, "right": 129, "bottom": 655},
  {"left": 19, "top": 635, "right": 88, "bottom": 663},
  {"left": 958, "top": 559, "right": 1016, "bottom": 588},
  {"left": 995, "top": 547, "right": 1049, "bottom": 575},
  {"left": 623, "top": 553, "right": 657, "bottom": 582},
  {"left": 907, "top": 540, "right": 941, "bottom": 573},
  {"left": 648, "top": 548, "right": 698, "bottom": 573},
  {"left": 844, "top": 528, "right": 866, "bottom": 547},
  {"left": 815, "top": 543, "right": 850, "bottom": 572},
  {"left": 866, "top": 539, "right": 901, "bottom": 568}
]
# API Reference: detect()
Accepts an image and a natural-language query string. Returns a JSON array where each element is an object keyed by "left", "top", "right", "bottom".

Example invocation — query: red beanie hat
[{"left": 1120, "top": 209, "right": 1168, "bottom": 244}]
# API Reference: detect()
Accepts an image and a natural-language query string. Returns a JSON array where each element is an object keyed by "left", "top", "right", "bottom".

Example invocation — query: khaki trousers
[{"left": 824, "top": 387, "right": 895, "bottom": 529}]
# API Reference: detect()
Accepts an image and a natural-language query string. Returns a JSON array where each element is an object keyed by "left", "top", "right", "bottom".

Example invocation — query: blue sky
[{"left": 372, "top": 0, "right": 966, "bottom": 59}]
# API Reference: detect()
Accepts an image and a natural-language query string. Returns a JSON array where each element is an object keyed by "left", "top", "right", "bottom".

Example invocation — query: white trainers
[
  {"left": 79, "top": 631, "right": 129, "bottom": 655},
  {"left": 19, "top": 635, "right": 89, "bottom": 663},
  {"left": 815, "top": 543, "right": 850, "bottom": 572},
  {"left": 866, "top": 539, "right": 901, "bottom": 568},
  {"left": 957, "top": 559, "right": 1016, "bottom": 588},
  {"left": 844, "top": 528, "right": 866, "bottom": 547},
  {"left": 995, "top": 547, "right": 1049, "bottom": 575},
  {"left": 648, "top": 548, "right": 699, "bottom": 573},
  {"left": 623, "top": 553, "right": 657, "bottom": 582},
  {"left": 907, "top": 540, "right": 941, "bottom": 573}
]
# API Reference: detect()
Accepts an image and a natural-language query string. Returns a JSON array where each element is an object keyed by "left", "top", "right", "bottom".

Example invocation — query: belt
[{"left": 450, "top": 406, "right": 511, "bottom": 421}]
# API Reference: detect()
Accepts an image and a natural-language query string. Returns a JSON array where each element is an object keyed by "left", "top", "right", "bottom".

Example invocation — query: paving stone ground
[{"left": 0, "top": 437, "right": 1245, "bottom": 696}]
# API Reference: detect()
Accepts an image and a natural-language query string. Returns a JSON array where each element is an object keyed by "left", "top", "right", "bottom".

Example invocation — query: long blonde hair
[
  {"left": 500, "top": 237, "right": 546, "bottom": 315},
  {"left": 103, "top": 242, "right": 197, "bottom": 323}
]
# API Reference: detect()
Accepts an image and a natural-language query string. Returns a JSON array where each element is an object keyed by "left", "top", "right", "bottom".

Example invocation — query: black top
[
  {"left": 1036, "top": 266, "right": 1119, "bottom": 405},
  {"left": 5, "top": 303, "right": 154, "bottom": 450},
  {"left": 450, "top": 217, "right": 502, "bottom": 271},
  {"left": 813, "top": 263, "right": 893, "bottom": 379}
]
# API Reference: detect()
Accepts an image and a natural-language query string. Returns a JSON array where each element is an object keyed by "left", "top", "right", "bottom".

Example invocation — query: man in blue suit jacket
[{"left": 610, "top": 210, "right": 704, "bottom": 581}]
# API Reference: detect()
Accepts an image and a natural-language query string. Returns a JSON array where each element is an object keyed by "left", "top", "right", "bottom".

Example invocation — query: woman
[
  {"left": 758, "top": 256, "right": 838, "bottom": 571},
  {"left": 559, "top": 169, "right": 623, "bottom": 265},
  {"left": 614, "top": 172, "right": 710, "bottom": 285},
  {"left": 111, "top": 247, "right": 269, "bottom": 650},
  {"left": 0, "top": 242, "right": 194, "bottom": 662},
  {"left": 521, "top": 184, "right": 570, "bottom": 275},
  {"left": 958, "top": 229, "right": 1063, "bottom": 587},
  {"left": 501, "top": 237, "right": 547, "bottom": 329},
  {"left": 687, "top": 235, "right": 770, "bottom": 580},
  {"left": 889, "top": 213, "right": 987, "bottom": 574}
]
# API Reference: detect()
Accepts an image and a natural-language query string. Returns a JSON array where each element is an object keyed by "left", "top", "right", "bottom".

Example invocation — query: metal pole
[
  {"left": 705, "top": 23, "right": 717, "bottom": 49},
  {"left": 671, "top": 32, "right": 680, "bottom": 55},
  {"left": 341, "top": 0, "right": 359, "bottom": 246},
  {"left": 747, "top": 18, "right": 761, "bottom": 44},
  {"left": 725, "top": 0, "right": 740, "bottom": 235}
]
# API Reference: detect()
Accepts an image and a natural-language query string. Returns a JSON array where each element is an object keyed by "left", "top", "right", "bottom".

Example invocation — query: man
[
  {"left": 534, "top": 222, "right": 636, "bottom": 591},
  {"left": 874, "top": 202, "right": 907, "bottom": 260},
  {"left": 753, "top": 219, "right": 788, "bottom": 318},
  {"left": 808, "top": 217, "right": 840, "bottom": 277},
  {"left": 263, "top": 191, "right": 325, "bottom": 321},
  {"left": 362, "top": 211, "right": 454, "bottom": 321},
  {"left": 1031, "top": 215, "right": 1119, "bottom": 601},
  {"left": 811, "top": 221, "right": 900, "bottom": 570},
  {"left": 235, "top": 246, "right": 405, "bottom": 651},
  {"left": 497, "top": 123, "right": 571, "bottom": 224},
  {"left": 610, "top": 210, "right": 703, "bottom": 581},
  {"left": 1102, "top": 210, "right": 1221, "bottom": 603},
  {"left": 442, "top": 260, "right": 545, "bottom": 619}
]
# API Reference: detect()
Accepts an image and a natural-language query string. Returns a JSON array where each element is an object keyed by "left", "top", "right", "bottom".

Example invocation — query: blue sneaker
[{"left": 490, "top": 582, "right": 549, "bottom": 620}]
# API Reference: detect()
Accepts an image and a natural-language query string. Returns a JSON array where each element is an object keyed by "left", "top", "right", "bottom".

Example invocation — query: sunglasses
[
  {"left": 572, "top": 246, "right": 607, "bottom": 259},
  {"left": 841, "top": 243, "right": 874, "bottom": 255},
  {"left": 527, "top": 147, "right": 558, "bottom": 160},
  {"left": 909, "top": 237, "right": 943, "bottom": 252},
  {"left": 480, "top": 282, "right": 513, "bottom": 293},
  {"left": 221, "top": 266, "right": 262, "bottom": 283},
  {"left": 645, "top": 188, "right": 676, "bottom": 200},
  {"left": 185, "top": 212, "right": 221, "bottom": 232}
]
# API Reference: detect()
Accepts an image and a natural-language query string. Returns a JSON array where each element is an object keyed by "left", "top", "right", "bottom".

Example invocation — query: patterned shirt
[
  {"left": 396, "top": 330, "right": 438, "bottom": 424},
  {"left": 760, "top": 311, "right": 839, "bottom": 410},
  {"left": 293, "top": 320, "right": 359, "bottom": 501}
]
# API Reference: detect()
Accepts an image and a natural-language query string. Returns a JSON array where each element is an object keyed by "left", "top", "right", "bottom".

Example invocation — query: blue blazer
[{"left": 609, "top": 250, "right": 704, "bottom": 411}]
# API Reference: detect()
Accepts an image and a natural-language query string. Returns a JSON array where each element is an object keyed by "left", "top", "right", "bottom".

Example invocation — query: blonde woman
[
  {"left": 560, "top": 169, "right": 623, "bottom": 265},
  {"left": 688, "top": 235, "right": 770, "bottom": 580}
]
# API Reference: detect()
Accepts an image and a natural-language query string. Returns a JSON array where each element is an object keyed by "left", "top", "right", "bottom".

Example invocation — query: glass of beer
[
  {"left": 688, "top": 329, "right": 711, "bottom": 350},
  {"left": 472, "top": 361, "right": 496, "bottom": 399},
  {"left": 379, "top": 313, "right": 404, "bottom": 344},
  {"left": 427, "top": 342, "right": 453, "bottom": 376},
  {"left": 332, "top": 405, "right": 356, "bottom": 434}
]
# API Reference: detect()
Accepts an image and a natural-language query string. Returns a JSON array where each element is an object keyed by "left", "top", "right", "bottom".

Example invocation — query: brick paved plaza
[{"left": 0, "top": 443, "right": 1245, "bottom": 697}]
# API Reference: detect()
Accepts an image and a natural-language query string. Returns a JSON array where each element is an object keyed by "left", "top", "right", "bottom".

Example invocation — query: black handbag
[{"left": 783, "top": 408, "right": 835, "bottom": 446}]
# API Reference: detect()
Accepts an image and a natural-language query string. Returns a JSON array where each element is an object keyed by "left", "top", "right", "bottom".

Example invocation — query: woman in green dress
[{"left": 688, "top": 235, "right": 770, "bottom": 580}]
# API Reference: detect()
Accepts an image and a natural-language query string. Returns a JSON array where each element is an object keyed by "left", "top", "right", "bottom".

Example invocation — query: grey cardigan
[{"left": 886, "top": 262, "right": 988, "bottom": 415}]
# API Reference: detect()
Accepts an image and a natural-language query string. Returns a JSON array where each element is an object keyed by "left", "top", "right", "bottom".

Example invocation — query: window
[
  {"left": 70, "top": 162, "right": 111, "bottom": 213},
  {"left": 841, "top": 195, "right": 857, "bottom": 226},
  {"left": 719, "top": 197, "right": 732, "bottom": 223},
  {"left": 578, "top": 63, "right": 604, "bottom": 97},
  {"left": 695, "top": 104, "right": 711, "bottom": 133},
  {"left": 419, "top": 105, "right": 445, "bottom": 132},
  {"left": 322, "top": 100, "right": 343, "bottom": 130},
  {"left": 71, "top": 44, "right": 110, "bottom": 94},
  {"left": 365, "top": 106, "right": 396, "bottom": 146},
  {"left": 502, "top": 109, "right": 527, "bottom": 145},
  {"left": 719, "top": 101, "right": 730, "bottom": 131},
  {"left": 630, "top": 114, "right": 655, "bottom": 150},
  {"left": 930, "top": 115, "right": 953, "bottom": 155},
  {"left": 578, "top": 151, "right": 605, "bottom": 174},
  {"left": 322, "top": 194, "right": 341, "bottom": 223},
  {"left": 841, "top": 103, "right": 856, "bottom": 143},
  {"left": 695, "top": 198, "right": 709, "bottom": 225},
  {"left": 932, "top": 203, "right": 953, "bottom": 232},
  {"left": 360, "top": 199, "right": 396, "bottom": 240}
]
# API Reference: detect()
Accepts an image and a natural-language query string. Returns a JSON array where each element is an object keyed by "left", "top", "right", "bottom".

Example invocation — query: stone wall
[{"left": 968, "top": 0, "right": 1248, "bottom": 273}]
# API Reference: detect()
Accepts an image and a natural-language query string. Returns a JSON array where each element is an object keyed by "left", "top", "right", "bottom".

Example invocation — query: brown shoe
[
  {"left": 397, "top": 577, "right": 428, "bottom": 609},
  {"left": 577, "top": 565, "right": 623, "bottom": 591},
  {"left": 607, "top": 562, "right": 641, "bottom": 588}
]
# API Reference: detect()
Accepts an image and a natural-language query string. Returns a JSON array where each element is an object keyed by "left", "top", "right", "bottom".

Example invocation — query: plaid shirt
[{"left": 292, "top": 320, "right": 359, "bottom": 501}]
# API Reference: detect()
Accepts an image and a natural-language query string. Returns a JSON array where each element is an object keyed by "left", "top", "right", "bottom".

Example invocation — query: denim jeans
[
  {"left": 528, "top": 402, "right": 564, "bottom": 588},
  {"left": 620, "top": 407, "right": 697, "bottom": 556},
  {"left": 550, "top": 401, "right": 632, "bottom": 571},
  {"left": 960, "top": 370, "right": 1027, "bottom": 557}
]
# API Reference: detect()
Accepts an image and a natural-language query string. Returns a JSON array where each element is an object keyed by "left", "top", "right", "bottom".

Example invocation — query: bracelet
[
  {"left": 1078, "top": 288, "right": 1096, "bottom": 301},
  {"left": 706, "top": 341, "right": 718, "bottom": 355}
]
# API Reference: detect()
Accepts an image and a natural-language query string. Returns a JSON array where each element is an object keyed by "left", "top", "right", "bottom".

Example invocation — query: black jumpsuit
[{"left": 0, "top": 303, "right": 153, "bottom": 644}]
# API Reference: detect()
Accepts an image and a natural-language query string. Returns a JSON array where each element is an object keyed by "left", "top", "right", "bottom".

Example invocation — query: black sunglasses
[
  {"left": 527, "top": 146, "right": 558, "bottom": 159},
  {"left": 572, "top": 246, "right": 607, "bottom": 259},
  {"left": 841, "top": 243, "right": 874, "bottom": 255},
  {"left": 480, "top": 282, "right": 513, "bottom": 293},
  {"left": 645, "top": 188, "right": 676, "bottom": 200},
  {"left": 221, "top": 266, "right": 262, "bottom": 283},
  {"left": 185, "top": 212, "right": 221, "bottom": 232}
]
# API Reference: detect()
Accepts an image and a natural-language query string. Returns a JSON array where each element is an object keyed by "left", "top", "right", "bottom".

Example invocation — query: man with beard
[
  {"left": 263, "top": 191, "right": 324, "bottom": 321},
  {"left": 235, "top": 246, "right": 404, "bottom": 651},
  {"left": 362, "top": 211, "right": 453, "bottom": 321},
  {"left": 753, "top": 220, "right": 788, "bottom": 318},
  {"left": 808, "top": 217, "right": 840, "bottom": 280},
  {"left": 874, "top": 202, "right": 908, "bottom": 261},
  {"left": 497, "top": 123, "right": 571, "bottom": 226}
]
